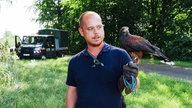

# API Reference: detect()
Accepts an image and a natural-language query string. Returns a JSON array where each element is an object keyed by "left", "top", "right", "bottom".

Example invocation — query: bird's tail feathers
[
  {"left": 160, "top": 60, "right": 175, "bottom": 65},
  {"left": 153, "top": 50, "right": 171, "bottom": 62},
  {"left": 153, "top": 51, "right": 175, "bottom": 65}
]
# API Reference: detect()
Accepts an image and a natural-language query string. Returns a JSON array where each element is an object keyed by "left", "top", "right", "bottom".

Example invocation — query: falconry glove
[
  {"left": 118, "top": 62, "right": 139, "bottom": 95},
  {"left": 123, "top": 62, "right": 138, "bottom": 78}
]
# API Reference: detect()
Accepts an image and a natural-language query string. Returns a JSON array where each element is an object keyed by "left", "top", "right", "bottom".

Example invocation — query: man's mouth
[{"left": 93, "top": 36, "right": 100, "bottom": 41}]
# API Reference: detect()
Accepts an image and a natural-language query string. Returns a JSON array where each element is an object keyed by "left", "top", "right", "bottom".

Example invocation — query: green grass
[
  {"left": 125, "top": 71, "right": 192, "bottom": 108},
  {"left": 0, "top": 57, "right": 70, "bottom": 108},
  {"left": 0, "top": 56, "right": 192, "bottom": 108}
]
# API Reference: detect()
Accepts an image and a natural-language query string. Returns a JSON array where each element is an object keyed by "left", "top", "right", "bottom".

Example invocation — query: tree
[
  {"left": 1, "top": 31, "right": 14, "bottom": 47},
  {"left": 142, "top": 0, "right": 192, "bottom": 60},
  {"left": 33, "top": 0, "right": 66, "bottom": 29},
  {"left": 33, "top": 0, "right": 192, "bottom": 61}
]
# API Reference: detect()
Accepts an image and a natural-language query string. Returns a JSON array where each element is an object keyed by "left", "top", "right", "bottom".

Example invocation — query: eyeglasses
[
  {"left": 93, "top": 59, "right": 104, "bottom": 67},
  {"left": 86, "top": 24, "right": 104, "bottom": 32},
  {"left": 87, "top": 51, "right": 104, "bottom": 67}
]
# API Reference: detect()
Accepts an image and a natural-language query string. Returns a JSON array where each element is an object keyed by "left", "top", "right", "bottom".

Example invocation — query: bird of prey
[{"left": 119, "top": 26, "right": 174, "bottom": 65}]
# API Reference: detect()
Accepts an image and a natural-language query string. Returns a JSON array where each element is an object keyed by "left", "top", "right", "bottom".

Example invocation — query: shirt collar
[{"left": 82, "top": 42, "right": 111, "bottom": 56}]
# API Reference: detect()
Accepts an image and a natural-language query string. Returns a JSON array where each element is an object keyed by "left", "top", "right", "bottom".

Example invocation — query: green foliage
[
  {"left": 0, "top": 40, "right": 17, "bottom": 64},
  {"left": 166, "top": 36, "right": 192, "bottom": 61},
  {"left": 33, "top": 0, "right": 192, "bottom": 61},
  {"left": 0, "top": 41, "right": 18, "bottom": 89},
  {"left": 33, "top": 0, "right": 65, "bottom": 29},
  {"left": 1, "top": 30, "right": 15, "bottom": 47}
]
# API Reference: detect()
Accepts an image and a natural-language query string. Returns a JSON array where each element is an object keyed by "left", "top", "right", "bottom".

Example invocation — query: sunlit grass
[
  {"left": 0, "top": 57, "right": 70, "bottom": 108},
  {"left": 0, "top": 56, "right": 192, "bottom": 108},
  {"left": 125, "top": 71, "right": 192, "bottom": 108}
]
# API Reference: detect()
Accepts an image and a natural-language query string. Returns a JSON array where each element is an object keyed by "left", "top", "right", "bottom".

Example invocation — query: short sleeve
[
  {"left": 121, "top": 49, "right": 133, "bottom": 64},
  {"left": 66, "top": 58, "right": 77, "bottom": 87}
]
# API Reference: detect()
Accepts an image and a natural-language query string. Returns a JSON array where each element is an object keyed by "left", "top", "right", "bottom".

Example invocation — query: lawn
[{"left": 0, "top": 56, "right": 192, "bottom": 108}]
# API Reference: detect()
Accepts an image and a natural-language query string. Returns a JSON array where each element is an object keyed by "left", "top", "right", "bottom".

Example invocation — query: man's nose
[{"left": 93, "top": 27, "right": 100, "bottom": 34}]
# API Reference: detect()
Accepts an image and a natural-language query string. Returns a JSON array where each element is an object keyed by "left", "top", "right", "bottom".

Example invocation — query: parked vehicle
[{"left": 15, "top": 29, "right": 68, "bottom": 59}]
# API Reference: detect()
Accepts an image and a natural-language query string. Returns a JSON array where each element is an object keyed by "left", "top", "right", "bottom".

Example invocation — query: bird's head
[
  {"left": 119, "top": 26, "right": 131, "bottom": 38},
  {"left": 120, "top": 26, "right": 129, "bottom": 33}
]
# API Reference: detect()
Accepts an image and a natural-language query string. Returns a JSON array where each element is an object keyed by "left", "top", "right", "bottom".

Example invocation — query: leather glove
[
  {"left": 118, "top": 62, "right": 139, "bottom": 94},
  {"left": 123, "top": 62, "right": 138, "bottom": 78}
]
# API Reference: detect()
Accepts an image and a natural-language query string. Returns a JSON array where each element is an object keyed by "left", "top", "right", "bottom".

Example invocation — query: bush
[
  {"left": 0, "top": 41, "right": 18, "bottom": 88},
  {"left": 166, "top": 36, "right": 192, "bottom": 61}
]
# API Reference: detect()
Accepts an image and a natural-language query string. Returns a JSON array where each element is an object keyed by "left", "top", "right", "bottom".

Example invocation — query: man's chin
[{"left": 89, "top": 41, "right": 103, "bottom": 47}]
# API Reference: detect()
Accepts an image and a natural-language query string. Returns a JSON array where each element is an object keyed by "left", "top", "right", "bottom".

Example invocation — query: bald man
[{"left": 66, "top": 11, "right": 133, "bottom": 108}]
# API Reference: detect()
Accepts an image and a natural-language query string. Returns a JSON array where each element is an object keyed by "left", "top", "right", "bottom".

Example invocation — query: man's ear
[{"left": 78, "top": 27, "right": 84, "bottom": 37}]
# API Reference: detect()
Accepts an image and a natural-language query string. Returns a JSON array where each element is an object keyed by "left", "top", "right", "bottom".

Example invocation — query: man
[{"left": 66, "top": 11, "right": 138, "bottom": 108}]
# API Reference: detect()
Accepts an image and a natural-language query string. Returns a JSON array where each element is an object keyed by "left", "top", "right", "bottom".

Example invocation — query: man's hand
[
  {"left": 123, "top": 62, "right": 138, "bottom": 78},
  {"left": 118, "top": 62, "right": 139, "bottom": 94}
]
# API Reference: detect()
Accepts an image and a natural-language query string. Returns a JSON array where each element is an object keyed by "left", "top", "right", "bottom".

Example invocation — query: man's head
[{"left": 78, "top": 11, "right": 105, "bottom": 47}]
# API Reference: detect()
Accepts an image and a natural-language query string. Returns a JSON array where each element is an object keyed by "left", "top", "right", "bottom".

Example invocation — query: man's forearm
[{"left": 66, "top": 86, "right": 77, "bottom": 108}]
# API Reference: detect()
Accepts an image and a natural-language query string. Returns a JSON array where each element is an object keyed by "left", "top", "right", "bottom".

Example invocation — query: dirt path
[{"left": 138, "top": 63, "right": 192, "bottom": 81}]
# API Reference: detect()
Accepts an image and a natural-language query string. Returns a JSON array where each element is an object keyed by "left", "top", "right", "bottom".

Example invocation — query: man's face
[{"left": 78, "top": 14, "right": 104, "bottom": 47}]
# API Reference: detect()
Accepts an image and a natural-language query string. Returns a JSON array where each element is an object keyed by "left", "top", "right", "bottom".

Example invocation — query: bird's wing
[
  {"left": 123, "top": 35, "right": 170, "bottom": 62},
  {"left": 122, "top": 35, "right": 158, "bottom": 53}
]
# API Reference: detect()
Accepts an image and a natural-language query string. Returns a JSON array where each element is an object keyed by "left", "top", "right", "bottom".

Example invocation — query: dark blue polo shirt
[{"left": 66, "top": 43, "right": 132, "bottom": 108}]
